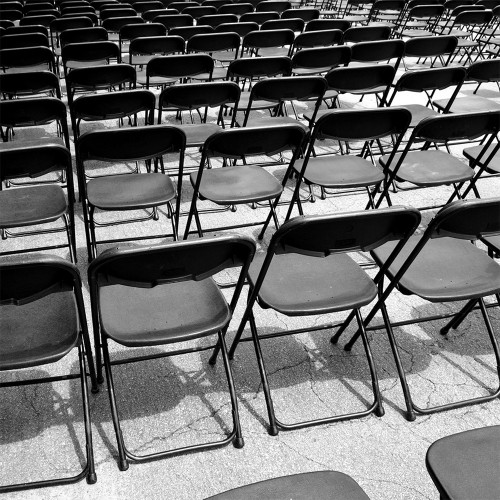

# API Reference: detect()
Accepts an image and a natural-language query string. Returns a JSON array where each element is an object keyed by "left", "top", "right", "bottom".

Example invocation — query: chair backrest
[
  {"left": 281, "top": 7, "right": 319, "bottom": 21},
  {"left": 403, "top": 34, "right": 458, "bottom": 59},
  {"left": 119, "top": 21, "right": 166, "bottom": 44},
  {"left": 0, "top": 143, "right": 72, "bottom": 184},
  {"left": 142, "top": 8, "right": 178, "bottom": 21},
  {"left": 227, "top": 55, "right": 292, "bottom": 80},
  {"left": 100, "top": 6, "right": 137, "bottom": 19},
  {"left": 61, "top": 40, "right": 121, "bottom": 70},
  {"left": 215, "top": 21, "right": 259, "bottom": 37},
  {"left": 0, "top": 45, "right": 55, "bottom": 72},
  {"left": 60, "top": 26, "right": 108, "bottom": 47},
  {"left": 2, "top": 25, "right": 49, "bottom": 37},
  {"left": 291, "top": 45, "right": 351, "bottom": 72},
  {"left": 50, "top": 15, "right": 93, "bottom": 42},
  {"left": 102, "top": 15, "right": 145, "bottom": 35},
  {"left": 466, "top": 58, "right": 500, "bottom": 83},
  {"left": 183, "top": 5, "right": 217, "bottom": 18},
  {"left": 218, "top": 2, "right": 254, "bottom": 15},
  {"left": 201, "top": 123, "right": 306, "bottom": 161},
  {"left": 154, "top": 13, "right": 194, "bottom": 29},
  {"left": 261, "top": 17, "right": 305, "bottom": 32},
  {"left": 242, "top": 28, "right": 294, "bottom": 53},
  {"left": 146, "top": 53, "right": 214, "bottom": 84},
  {"left": 265, "top": 207, "right": 421, "bottom": 261},
  {"left": 0, "top": 32, "right": 50, "bottom": 49},
  {"left": 169, "top": 25, "right": 215, "bottom": 40},
  {"left": 291, "top": 29, "right": 343, "bottom": 52},
  {"left": 187, "top": 31, "right": 240, "bottom": 54},
  {"left": 0, "top": 70, "right": 61, "bottom": 99},
  {"left": 256, "top": 0, "right": 291, "bottom": 13},
  {"left": 198, "top": 13, "right": 238, "bottom": 26},
  {"left": 240, "top": 11, "right": 280, "bottom": 24},
  {"left": 129, "top": 34, "right": 184, "bottom": 61},
  {"left": 88, "top": 235, "right": 255, "bottom": 305},
  {"left": 350, "top": 39, "right": 405, "bottom": 66},
  {"left": 343, "top": 25, "right": 392, "bottom": 43},
  {"left": 450, "top": 8, "right": 493, "bottom": 28},
  {"left": 306, "top": 19, "right": 351, "bottom": 32},
  {"left": 77, "top": 124, "right": 186, "bottom": 163},
  {"left": 0, "top": 96, "right": 70, "bottom": 148},
  {"left": 20, "top": 14, "right": 58, "bottom": 27}
]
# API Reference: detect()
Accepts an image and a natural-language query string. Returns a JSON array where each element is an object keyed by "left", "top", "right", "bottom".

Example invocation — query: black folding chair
[
  {"left": 88, "top": 235, "right": 255, "bottom": 470},
  {"left": 0, "top": 256, "right": 97, "bottom": 492},
  {"left": 289, "top": 107, "right": 411, "bottom": 213},
  {"left": 0, "top": 45, "right": 56, "bottom": 74},
  {"left": 157, "top": 81, "right": 240, "bottom": 147},
  {"left": 426, "top": 426, "right": 500, "bottom": 500},
  {"left": 76, "top": 125, "right": 186, "bottom": 261},
  {"left": 375, "top": 111, "right": 500, "bottom": 210},
  {"left": 0, "top": 70, "right": 61, "bottom": 99},
  {"left": 225, "top": 207, "right": 420, "bottom": 434},
  {"left": 61, "top": 39, "right": 121, "bottom": 77},
  {"left": 0, "top": 143, "right": 77, "bottom": 262},
  {"left": 128, "top": 34, "right": 185, "bottom": 69},
  {"left": 183, "top": 123, "right": 306, "bottom": 239},
  {"left": 205, "top": 471, "right": 371, "bottom": 500}
]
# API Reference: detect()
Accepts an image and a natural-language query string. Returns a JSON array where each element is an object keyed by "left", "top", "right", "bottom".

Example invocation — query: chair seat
[
  {"left": 257, "top": 46, "right": 291, "bottom": 57},
  {"left": 380, "top": 150, "right": 473, "bottom": 186},
  {"left": 99, "top": 277, "right": 230, "bottom": 346},
  {"left": 402, "top": 103, "right": 440, "bottom": 128},
  {"left": 65, "top": 59, "right": 108, "bottom": 70},
  {"left": 372, "top": 236, "right": 500, "bottom": 301},
  {"left": 463, "top": 143, "right": 500, "bottom": 174},
  {"left": 245, "top": 116, "right": 309, "bottom": 130},
  {"left": 426, "top": 426, "right": 500, "bottom": 500},
  {"left": 294, "top": 155, "right": 384, "bottom": 188},
  {"left": 433, "top": 95, "right": 500, "bottom": 114},
  {"left": 87, "top": 173, "right": 176, "bottom": 210},
  {"left": 191, "top": 164, "right": 282, "bottom": 204},
  {"left": 0, "top": 291, "right": 79, "bottom": 371},
  {"left": 293, "top": 66, "right": 332, "bottom": 75},
  {"left": 248, "top": 251, "right": 378, "bottom": 316},
  {"left": 176, "top": 122, "right": 221, "bottom": 147},
  {"left": 205, "top": 471, "right": 371, "bottom": 500},
  {"left": 226, "top": 92, "right": 277, "bottom": 112},
  {"left": 0, "top": 185, "right": 67, "bottom": 228}
]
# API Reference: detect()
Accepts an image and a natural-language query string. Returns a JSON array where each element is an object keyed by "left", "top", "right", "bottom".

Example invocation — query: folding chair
[
  {"left": 118, "top": 21, "right": 166, "bottom": 58},
  {"left": 289, "top": 107, "right": 411, "bottom": 214},
  {"left": 154, "top": 13, "right": 194, "bottom": 31},
  {"left": 387, "top": 66, "right": 466, "bottom": 128},
  {"left": 183, "top": 123, "right": 306, "bottom": 239},
  {"left": 352, "top": 197, "right": 500, "bottom": 420},
  {"left": 349, "top": 39, "right": 404, "bottom": 70},
  {"left": 394, "top": 4, "right": 445, "bottom": 38},
  {"left": 433, "top": 58, "right": 500, "bottom": 114},
  {"left": 102, "top": 16, "right": 145, "bottom": 43},
  {"left": 128, "top": 34, "right": 185, "bottom": 69},
  {"left": 289, "top": 28, "right": 343, "bottom": 55},
  {"left": 0, "top": 256, "right": 97, "bottom": 493},
  {"left": 291, "top": 45, "right": 351, "bottom": 75},
  {"left": 76, "top": 125, "right": 186, "bottom": 261},
  {"left": 169, "top": 24, "right": 215, "bottom": 41},
  {"left": 240, "top": 28, "right": 295, "bottom": 57},
  {"left": 261, "top": 17, "right": 306, "bottom": 33},
  {"left": 0, "top": 96, "right": 71, "bottom": 149},
  {"left": 225, "top": 207, "right": 421, "bottom": 434},
  {"left": 426, "top": 426, "right": 500, "bottom": 500},
  {"left": 306, "top": 19, "right": 351, "bottom": 32},
  {"left": 401, "top": 34, "right": 458, "bottom": 71},
  {"left": 206, "top": 471, "right": 371, "bottom": 500},
  {"left": 281, "top": 7, "right": 320, "bottom": 22},
  {"left": 70, "top": 88, "right": 156, "bottom": 139},
  {"left": 61, "top": 40, "right": 121, "bottom": 77},
  {"left": 241, "top": 75, "right": 327, "bottom": 130},
  {"left": 0, "top": 45, "right": 56, "bottom": 74},
  {"left": 141, "top": 8, "right": 179, "bottom": 21},
  {"left": 342, "top": 25, "right": 392, "bottom": 43},
  {"left": 157, "top": 81, "right": 240, "bottom": 147},
  {"left": 88, "top": 235, "right": 255, "bottom": 470},
  {"left": 375, "top": 111, "right": 500, "bottom": 210},
  {"left": 0, "top": 143, "right": 77, "bottom": 262},
  {"left": 366, "top": 0, "right": 405, "bottom": 31}
]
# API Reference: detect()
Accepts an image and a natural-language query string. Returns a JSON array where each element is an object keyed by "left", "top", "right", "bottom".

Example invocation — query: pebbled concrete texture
[{"left": 1, "top": 74, "right": 500, "bottom": 500}]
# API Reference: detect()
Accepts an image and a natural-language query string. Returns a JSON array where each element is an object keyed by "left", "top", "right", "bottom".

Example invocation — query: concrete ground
[{"left": 1, "top": 72, "right": 499, "bottom": 500}]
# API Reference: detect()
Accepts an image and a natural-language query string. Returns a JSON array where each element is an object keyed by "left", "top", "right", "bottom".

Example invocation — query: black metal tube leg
[{"left": 440, "top": 299, "right": 477, "bottom": 335}]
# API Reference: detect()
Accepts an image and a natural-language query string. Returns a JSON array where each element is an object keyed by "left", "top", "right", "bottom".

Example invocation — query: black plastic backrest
[
  {"left": 0, "top": 70, "right": 60, "bottom": 97},
  {"left": 142, "top": 8, "right": 179, "bottom": 21},
  {"left": 62, "top": 40, "right": 120, "bottom": 63},
  {"left": 102, "top": 16, "right": 145, "bottom": 33},
  {"left": 0, "top": 143, "right": 71, "bottom": 181},
  {"left": 3, "top": 25, "right": 48, "bottom": 36},
  {"left": 202, "top": 123, "right": 306, "bottom": 159},
  {"left": 256, "top": 0, "right": 291, "bottom": 13},
  {"left": 343, "top": 25, "right": 392, "bottom": 43},
  {"left": 292, "top": 29, "right": 343, "bottom": 50},
  {"left": 428, "top": 197, "right": 500, "bottom": 240},
  {"left": 100, "top": 6, "right": 137, "bottom": 19},
  {"left": 71, "top": 89, "right": 156, "bottom": 120},
  {"left": 129, "top": 35, "right": 184, "bottom": 56},
  {"left": 452, "top": 8, "right": 493, "bottom": 25},
  {"left": 281, "top": 7, "right": 319, "bottom": 20},
  {"left": 119, "top": 21, "right": 166, "bottom": 40},
  {"left": 404, "top": 35, "right": 458, "bottom": 57},
  {"left": 249, "top": 75, "right": 327, "bottom": 102},
  {"left": 306, "top": 19, "right": 351, "bottom": 32},
  {"left": 291, "top": 45, "right": 351, "bottom": 69},
  {"left": 60, "top": 26, "right": 108, "bottom": 46},
  {"left": 0, "top": 256, "right": 80, "bottom": 306},
  {"left": 228, "top": 55, "right": 292, "bottom": 78},
  {"left": 407, "top": 4, "right": 444, "bottom": 18},
  {"left": 170, "top": 1, "right": 199, "bottom": 11},
  {"left": 314, "top": 107, "right": 411, "bottom": 142},
  {"left": 350, "top": 39, "right": 405, "bottom": 62},
  {"left": 158, "top": 80, "right": 240, "bottom": 110},
  {"left": 0, "top": 96, "right": 67, "bottom": 127},
  {"left": 261, "top": 18, "right": 305, "bottom": 32},
  {"left": 242, "top": 28, "right": 294, "bottom": 48},
  {"left": 169, "top": 25, "right": 215, "bottom": 40},
  {"left": 183, "top": 5, "right": 217, "bottom": 18},
  {"left": 325, "top": 64, "right": 395, "bottom": 92},
  {"left": 466, "top": 58, "right": 500, "bottom": 83},
  {"left": 270, "top": 206, "right": 421, "bottom": 257},
  {"left": 187, "top": 31, "right": 240, "bottom": 52},
  {"left": 395, "top": 66, "right": 466, "bottom": 92},
  {"left": 77, "top": 124, "right": 186, "bottom": 162},
  {"left": 147, "top": 53, "right": 214, "bottom": 77},
  {"left": 20, "top": 14, "right": 57, "bottom": 27},
  {"left": 218, "top": 3, "right": 254, "bottom": 15},
  {"left": 50, "top": 15, "right": 93, "bottom": 33},
  {"left": 215, "top": 21, "right": 259, "bottom": 37},
  {"left": 0, "top": 32, "right": 50, "bottom": 48},
  {"left": 240, "top": 11, "right": 280, "bottom": 23},
  {"left": 198, "top": 13, "right": 238, "bottom": 26},
  {"left": 65, "top": 64, "right": 137, "bottom": 91},
  {"left": 89, "top": 235, "right": 256, "bottom": 286},
  {"left": 0, "top": 46, "right": 54, "bottom": 69},
  {"left": 154, "top": 13, "right": 194, "bottom": 29},
  {"left": 411, "top": 110, "right": 500, "bottom": 143}
]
